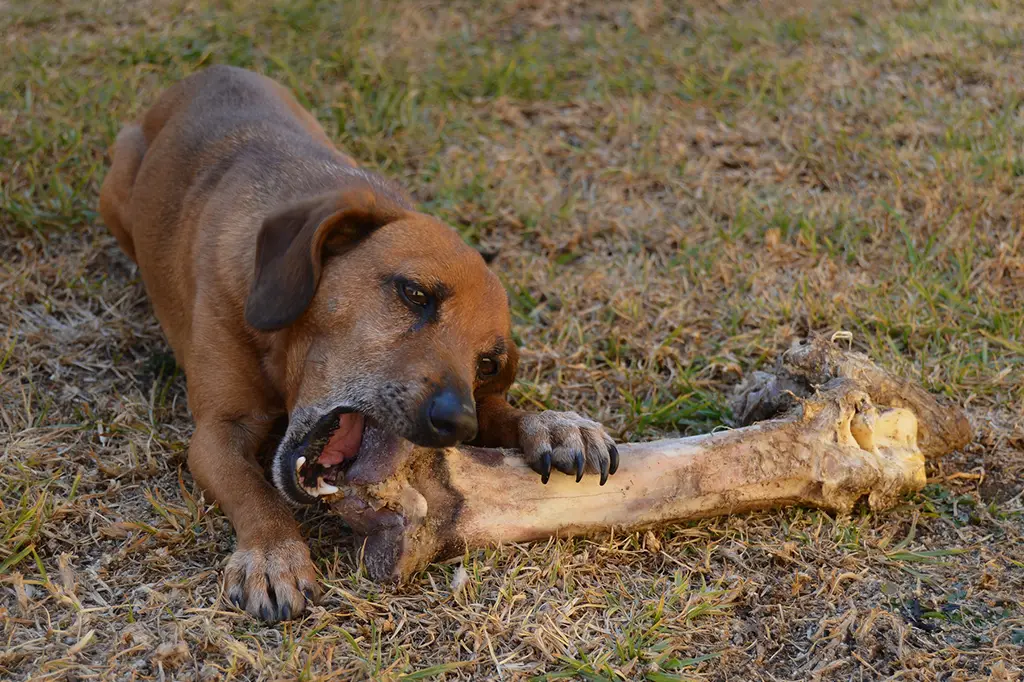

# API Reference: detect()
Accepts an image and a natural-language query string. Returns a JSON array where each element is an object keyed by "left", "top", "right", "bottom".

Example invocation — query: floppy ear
[{"left": 245, "top": 180, "right": 407, "bottom": 330}]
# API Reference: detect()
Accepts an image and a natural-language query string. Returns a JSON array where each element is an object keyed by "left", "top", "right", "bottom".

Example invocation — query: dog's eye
[
  {"left": 477, "top": 357, "right": 499, "bottom": 378},
  {"left": 401, "top": 282, "right": 430, "bottom": 307}
]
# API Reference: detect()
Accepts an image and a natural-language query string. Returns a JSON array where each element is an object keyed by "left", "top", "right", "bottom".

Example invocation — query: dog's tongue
[{"left": 318, "top": 412, "right": 364, "bottom": 467}]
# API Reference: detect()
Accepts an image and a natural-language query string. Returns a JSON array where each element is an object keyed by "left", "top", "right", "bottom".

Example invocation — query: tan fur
[{"left": 99, "top": 65, "right": 616, "bottom": 622}]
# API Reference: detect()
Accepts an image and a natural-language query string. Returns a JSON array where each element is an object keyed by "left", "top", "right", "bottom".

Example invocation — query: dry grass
[{"left": 1, "top": 0, "right": 1022, "bottom": 679}]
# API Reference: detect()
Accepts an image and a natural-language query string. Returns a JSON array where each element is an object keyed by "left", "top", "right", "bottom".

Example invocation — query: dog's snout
[{"left": 425, "top": 387, "right": 477, "bottom": 445}]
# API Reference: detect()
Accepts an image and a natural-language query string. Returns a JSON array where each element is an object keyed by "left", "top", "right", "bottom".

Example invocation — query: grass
[{"left": 1, "top": 0, "right": 1022, "bottom": 679}]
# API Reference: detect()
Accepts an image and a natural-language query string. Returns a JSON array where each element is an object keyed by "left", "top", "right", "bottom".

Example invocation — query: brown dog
[{"left": 99, "top": 65, "right": 618, "bottom": 622}]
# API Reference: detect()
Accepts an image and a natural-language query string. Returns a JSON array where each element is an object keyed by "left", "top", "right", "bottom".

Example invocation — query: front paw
[
  {"left": 518, "top": 410, "right": 619, "bottom": 485},
  {"left": 224, "top": 537, "right": 320, "bottom": 622}
]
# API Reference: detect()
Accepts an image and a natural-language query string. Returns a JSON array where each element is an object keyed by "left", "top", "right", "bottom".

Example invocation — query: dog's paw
[
  {"left": 224, "top": 538, "right": 320, "bottom": 622},
  {"left": 518, "top": 410, "right": 619, "bottom": 485}
]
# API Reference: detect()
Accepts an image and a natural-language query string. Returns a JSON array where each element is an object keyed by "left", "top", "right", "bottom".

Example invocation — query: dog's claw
[
  {"left": 520, "top": 411, "right": 615, "bottom": 484},
  {"left": 609, "top": 444, "right": 619, "bottom": 476},
  {"left": 224, "top": 540, "right": 318, "bottom": 623}
]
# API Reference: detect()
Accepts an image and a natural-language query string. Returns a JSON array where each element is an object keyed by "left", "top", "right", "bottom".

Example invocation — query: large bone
[{"left": 323, "top": 335, "right": 972, "bottom": 582}]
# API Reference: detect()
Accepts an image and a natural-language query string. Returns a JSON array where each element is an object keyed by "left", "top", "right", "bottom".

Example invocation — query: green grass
[{"left": 1, "top": 0, "right": 1022, "bottom": 680}]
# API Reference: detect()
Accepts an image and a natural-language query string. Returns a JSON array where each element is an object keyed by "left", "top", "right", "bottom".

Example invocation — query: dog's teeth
[
  {"left": 314, "top": 477, "right": 339, "bottom": 495},
  {"left": 296, "top": 456, "right": 306, "bottom": 473}
]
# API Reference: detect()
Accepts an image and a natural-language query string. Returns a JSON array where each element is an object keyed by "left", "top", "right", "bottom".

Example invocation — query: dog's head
[{"left": 246, "top": 173, "right": 518, "bottom": 504}]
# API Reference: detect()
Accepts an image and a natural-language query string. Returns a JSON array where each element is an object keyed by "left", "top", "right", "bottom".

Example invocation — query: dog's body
[{"left": 100, "top": 65, "right": 617, "bottom": 621}]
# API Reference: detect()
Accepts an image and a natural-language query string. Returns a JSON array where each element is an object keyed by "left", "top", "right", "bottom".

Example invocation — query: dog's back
[{"left": 99, "top": 65, "right": 360, "bottom": 360}]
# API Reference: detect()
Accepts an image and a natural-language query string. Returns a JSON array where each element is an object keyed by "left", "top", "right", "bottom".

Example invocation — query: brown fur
[{"left": 99, "top": 65, "right": 617, "bottom": 622}]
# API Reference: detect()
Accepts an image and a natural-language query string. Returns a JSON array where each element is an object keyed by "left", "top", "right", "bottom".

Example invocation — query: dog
[{"left": 99, "top": 65, "right": 619, "bottom": 622}]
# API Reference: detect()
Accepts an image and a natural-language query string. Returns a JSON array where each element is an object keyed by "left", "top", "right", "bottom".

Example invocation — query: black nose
[{"left": 426, "top": 388, "right": 477, "bottom": 445}]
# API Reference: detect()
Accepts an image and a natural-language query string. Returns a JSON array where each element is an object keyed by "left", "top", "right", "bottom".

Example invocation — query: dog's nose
[{"left": 426, "top": 388, "right": 478, "bottom": 444}]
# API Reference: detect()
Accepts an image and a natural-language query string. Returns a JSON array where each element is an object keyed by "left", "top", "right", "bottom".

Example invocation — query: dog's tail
[{"left": 98, "top": 123, "right": 147, "bottom": 262}]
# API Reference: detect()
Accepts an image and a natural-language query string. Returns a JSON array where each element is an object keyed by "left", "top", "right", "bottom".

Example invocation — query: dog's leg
[
  {"left": 187, "top": 418, "right": 320, "bottom": 621},
  {"left": 475, "top": 395, "right": 618, "bottom": 484},
  {"left": 98, "top": 124, "right": 147, "bottom": 262}
]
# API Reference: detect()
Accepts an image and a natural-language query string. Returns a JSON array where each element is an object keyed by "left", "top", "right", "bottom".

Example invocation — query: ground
[{"left": 1, "top": 0, "right": 1022, "bottom": 679}]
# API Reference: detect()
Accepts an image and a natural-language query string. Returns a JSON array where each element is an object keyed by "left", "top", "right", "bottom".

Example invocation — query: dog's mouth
[{"left": 277, "top": 407, "right": 403, "bottom": 504}]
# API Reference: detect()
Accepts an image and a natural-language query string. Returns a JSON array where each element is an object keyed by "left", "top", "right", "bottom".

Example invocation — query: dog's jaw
[{"left": 271, "top": 402, "right": 412, "bottom": 506}]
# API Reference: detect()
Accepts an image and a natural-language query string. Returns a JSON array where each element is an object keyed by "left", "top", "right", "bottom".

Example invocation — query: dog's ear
[{"left": 245, "top": 179, "right": 407, "bottom": 330}]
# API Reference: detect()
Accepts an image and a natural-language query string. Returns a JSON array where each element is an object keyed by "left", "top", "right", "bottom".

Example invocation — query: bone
[{"left": 322, "top": 335, "right": 971, "bottom": 582}]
